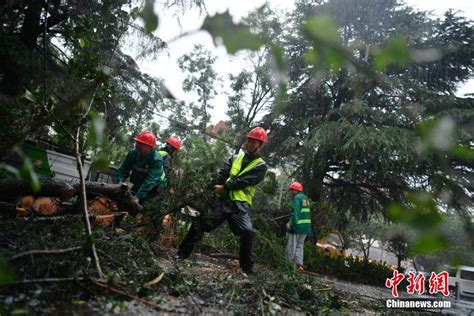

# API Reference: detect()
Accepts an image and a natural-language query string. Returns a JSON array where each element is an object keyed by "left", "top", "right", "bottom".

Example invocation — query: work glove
[{"left": 129, "top": 196, "right": 143, "bottom": 217}]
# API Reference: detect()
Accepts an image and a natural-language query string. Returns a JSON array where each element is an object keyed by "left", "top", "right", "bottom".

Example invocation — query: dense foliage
[
  {"left": 0, "top": 0, "right": 473, "bottom": 312},
  {"left": 264, "top": 0, "right": 473, "bottom": 224}
]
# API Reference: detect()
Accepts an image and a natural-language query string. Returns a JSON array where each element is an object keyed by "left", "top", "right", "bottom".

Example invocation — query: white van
[{"left": 447, "top": 266, "right": 474, "bottom": 298}]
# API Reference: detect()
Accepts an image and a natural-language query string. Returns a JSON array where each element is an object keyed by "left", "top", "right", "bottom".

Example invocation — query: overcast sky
[{"left": 132, "top": 0, "right": 474, "bottom": 125}]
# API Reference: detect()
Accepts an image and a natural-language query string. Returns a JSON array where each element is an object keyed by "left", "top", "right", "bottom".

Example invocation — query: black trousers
[{"left": 178, "top": 204, "right": 254, "bottom": 272}]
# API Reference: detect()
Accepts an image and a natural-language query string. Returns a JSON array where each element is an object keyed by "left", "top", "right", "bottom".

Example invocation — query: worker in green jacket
[
  {"left": 145, "top": 137, "right": 182, "bottom": 240},
  {"left": 116, "top": 131, "right": 165, "bottom": 206},
  {"left": 286, "top": 182, "right": 312, "bottom": 272}
]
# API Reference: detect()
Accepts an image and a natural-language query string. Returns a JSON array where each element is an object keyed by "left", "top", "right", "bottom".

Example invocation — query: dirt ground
[{"left": 75, "top": 248, "right": 474, "bottom": 315}]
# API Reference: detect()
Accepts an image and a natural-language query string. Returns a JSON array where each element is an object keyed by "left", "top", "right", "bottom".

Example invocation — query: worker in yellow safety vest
[{"left": 176, "top": 127, "right": 269, "bottom": 275}]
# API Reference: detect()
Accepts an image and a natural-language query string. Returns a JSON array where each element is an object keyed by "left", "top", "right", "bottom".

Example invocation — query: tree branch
[
  {"left": 89, "top": 278, "right": 169, "bottom": 312},
  {"left": 4, "top": 277, "right": 84, "bottom": 285},
  {"left": 75, "top": 125, "right": 104, "bottom": 279},
  {"left": 9, "top": 246, "right": 82, "bottom": 261}
]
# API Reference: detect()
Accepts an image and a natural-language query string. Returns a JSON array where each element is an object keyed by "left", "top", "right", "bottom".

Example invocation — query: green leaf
[
  {"left": 90, "top": 155, "right": 110, "bottom": 172},
  {"left": 325, "top": 48, "right": 345, "bottom": 72},
  {"left": 304, "top": 50, "right": 318, "bottom": 64},
  {"left": 22, "top": 89, "right": 37, "bottom": 104},
  {"left": 79, "top": 38, "right": 86, "bottom": 48},
  {"left": 201, "top": 11, "right": 265, "bottom": 54},
  {"left": 130, "top": 7, "right": 141, "bottom": 19},
  {"left": 387, "top": 203, "right": 405, "bottom": 221},
  {"left": 87, "top": 115, "right": 106, "bottom": 146},
  {"left": 374, "top": 36, "right": 410, "bottom": 70},
  {"left": 1, "top": 163, "right": 20, "bottom": 178},
  {"left": 84, "top": 235, "right": 95, "bottom": 251},
  {"left": 270, "top": 44, "right": 288, "bottom": 86},
  {"left": 19, "top": 158, "right": 41, "bottom": 192},
  {"left": 303, "top": 16, "right": 345, "bottom": 72},
  {"left": 450, "top": 145, "right": 474, "bottom": 160},
  {"left": 107, "top": 271, "right": 121, "bottom": 285},
  {"left": 71, "top": 300, "right": 86, "bottom": 305},
  {"left": 270, "top": 45, "right": 285, "bottom": 73},
  {"left": 412, "top": 234, "right": 448, "bottom": 254},
  {"left": 304, "top": 15, "right": 340, "bottom": 43},
  {"left": 140, "top": 0, "right": 159, "bottom": 33},
  {"left": 11, "top": 308, "right": 30, "bottom": 315}
]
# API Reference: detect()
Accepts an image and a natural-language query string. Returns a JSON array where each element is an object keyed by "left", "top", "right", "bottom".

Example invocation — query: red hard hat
[
  {"left": 166, "top": 137, "right": 181, "bottom": 151},
  {"left": 133, "top": 131, "right": 157, "bottom": 147},
  {"left": 288, "top": 182, "right": 303, "bottom": 192},
  {"left": 246, "top": 127, "right": 268, "bottom": 144}
]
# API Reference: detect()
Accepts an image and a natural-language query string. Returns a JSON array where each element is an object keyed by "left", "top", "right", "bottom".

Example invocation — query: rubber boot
[{"left": 239, "top": 231, "right": 254, "bottom": 274}]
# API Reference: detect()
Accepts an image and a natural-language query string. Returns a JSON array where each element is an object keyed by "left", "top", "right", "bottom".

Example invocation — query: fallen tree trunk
[
  {"left": 0, "top": 179, "right": 140, "bottom": 214},
  {"left": 73, "top": 182, "right": 139, "bottom": 213},
  {"left": 0, "top": 201, "right": 20, "bottom": 218},
  {"left": 0, "top": 178, "right": 75, "bottom": 201}
]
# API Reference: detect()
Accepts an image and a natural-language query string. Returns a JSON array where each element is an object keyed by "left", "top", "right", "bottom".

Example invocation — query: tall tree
[
  {"left": 0, "top": 0, "right": 202, "bottom": 158},
  {"left": 178, "top": 44, "right": 219, "bottom": 138},
  {"left": 346, "top": 216, "right": 387, "bottom": 261},
  {"left": 226, "top": 6, "right": 282, "bottom": 152},
  {"left": 263, "top": 0, "right": 473, "bottom": 227}
]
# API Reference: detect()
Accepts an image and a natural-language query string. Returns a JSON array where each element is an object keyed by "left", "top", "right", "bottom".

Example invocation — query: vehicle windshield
[
  {"left": 460, "top": 270, "right": 474, "bottom": 281},
  {"left": 327, "top": 233, "right": 342, "bottom": 247}
]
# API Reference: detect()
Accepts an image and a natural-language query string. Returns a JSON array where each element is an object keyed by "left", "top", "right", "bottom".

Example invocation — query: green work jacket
[
  {"left": 288, "top": 193, "right": 312, "bottom": 235},
  {"left": 116, "top": 149, "right": 164, "bottom": 199}
]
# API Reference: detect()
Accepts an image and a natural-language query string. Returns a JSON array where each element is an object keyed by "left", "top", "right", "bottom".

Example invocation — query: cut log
[
  {"left": 0, "top": 179, "right": 140, "bottom": 214},
  {"left": 32, "top": 197, "right": 60, "bottom": 216},
  {"left": 0, "top": 178, "right": 75, "bottom": 201},
  {"left": 16, "top": 195, "right": 35, "bottom": 216},
  {"left": 17, "top": 195, "right": 35, "bottom": 210},
  {"left": 16, "top": 207, "right": 29, "bottom": 217},
  {"left": 87, "top": 196, "right": 126, "bottom": 227},
  {"left": 73, "top": 182, "right": 140, "bottom": 213},
  {"left": 88, "top": 196, "right": 119, "bottom": 215}
]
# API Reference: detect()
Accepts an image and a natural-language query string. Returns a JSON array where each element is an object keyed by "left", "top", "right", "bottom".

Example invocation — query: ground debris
[{"left": 0, "top": 217, "right": 406, "bottom": 315}]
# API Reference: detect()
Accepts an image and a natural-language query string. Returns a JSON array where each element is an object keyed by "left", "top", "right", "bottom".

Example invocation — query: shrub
[{"left": 305, "top": 244, "right": 394, "bottom": 287}]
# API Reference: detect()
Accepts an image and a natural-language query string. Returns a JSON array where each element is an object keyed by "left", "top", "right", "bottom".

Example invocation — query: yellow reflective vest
[
  {"left": 226, "top": 153, "right": 266, "bottom": 206},
  {"left": 158, "top": 150, "right": 168, "bottom": 184}
]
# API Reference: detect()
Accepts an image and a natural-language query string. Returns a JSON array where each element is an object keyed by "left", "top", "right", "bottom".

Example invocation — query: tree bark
[
  {"left": 72, "top": 182, "right": 139, "bottom": 213},
  {"left": 20, "top": 0, "right": 43, "bottom": 48},
  {"left": 0, "top": 178, "right": 139, "bottom": 213},
  {"left": 0, "top": 178, "right": 75, "bottom": 202},
  {"left": 0, "top": 201, "right": 18, "bottom": 217}
]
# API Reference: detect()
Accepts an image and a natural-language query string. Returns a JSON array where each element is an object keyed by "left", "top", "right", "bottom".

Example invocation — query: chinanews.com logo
[
  {"left": 385, "top": 270, "right": 452, "bottom": 309},
  {"left": 386, "top": 299, "right": 451, "bottom": 309}
]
